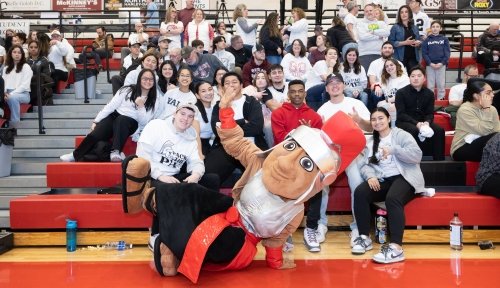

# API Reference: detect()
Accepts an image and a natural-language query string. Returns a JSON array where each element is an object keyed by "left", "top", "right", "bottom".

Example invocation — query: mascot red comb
[{"left": 122, "top": 93, "right": 365, "bottom": 283}]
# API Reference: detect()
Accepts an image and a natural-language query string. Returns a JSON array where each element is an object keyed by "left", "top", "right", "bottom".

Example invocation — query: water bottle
[
  {"left": 103, "top": 241, "right": 133, "bottom": 250},
  {"left": 450, "top": 212, "right": 463, "bottom": 250},
  {"left": 375, "top": 209, "right": 388, "bottom": 244},
  {"left": 66, "top": 219, "right": 77, "bottom": 252}
]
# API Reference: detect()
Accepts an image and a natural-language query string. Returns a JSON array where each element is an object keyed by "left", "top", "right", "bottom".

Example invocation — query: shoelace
[
  {"left": 305, "top": 229, "right": 318, "bottom": 244},
  {"left": 354, "top": 237, "right": 369, "bottom": 248},
  {"left": 380, "top": 243, "right": 392, "bottom": 258}
]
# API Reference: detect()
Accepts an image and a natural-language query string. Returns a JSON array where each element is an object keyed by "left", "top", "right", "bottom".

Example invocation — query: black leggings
[
  {"left": 396, "top": 121, "right": 445, "bottom": 160},
  {"left": 452, "top": 133, "right": 497, "bottom": 162},
  {"left": 354, "top": 175, "right": 416, "bottom": 245},
  {"left": 73, "top": 111, "right": 138, "bottom": 161}
]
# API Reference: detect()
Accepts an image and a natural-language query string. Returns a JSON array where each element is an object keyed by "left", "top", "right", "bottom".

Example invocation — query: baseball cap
[
  {"left": 129, "top": 39, "right": 141, "bottom": 47},
  {"left": 326, "top": 73, "right": 344, "bottom": 84},
  {"left": 158, "top": 36, "right": 172, "bottom": 43},
  {"left": 252, "top": 43, "right": 265, "bottom": 54},
  {"left": 176, "top": 102, "right": 199, "bottom": 116},
  {"left": 181, "top": 46, "right": 195, "bottom": 59}
]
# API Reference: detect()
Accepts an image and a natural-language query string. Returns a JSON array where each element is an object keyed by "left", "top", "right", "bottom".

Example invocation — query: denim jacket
[{"left": 389, "top": 23, "right": 422, "bottom": 63}]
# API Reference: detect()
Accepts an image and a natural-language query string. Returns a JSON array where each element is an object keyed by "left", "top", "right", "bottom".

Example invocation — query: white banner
[
  {"left": 2, "top": 0, "right": 51, "bottom": 11},
  {"left": 0, "top": 20, "right": 30, "bottom": 36},
  {"left": 181, "top": 0, "right": 210, "bottom": 10}
]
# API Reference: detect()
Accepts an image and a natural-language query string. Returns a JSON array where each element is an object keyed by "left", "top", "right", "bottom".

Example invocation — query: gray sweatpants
[{"left": 426, "top": 65, "right": 446, "bottom": 100}]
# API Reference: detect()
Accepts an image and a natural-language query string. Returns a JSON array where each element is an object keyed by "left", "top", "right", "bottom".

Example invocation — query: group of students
[{"left": 48, "top": 0, "right": 500, "bottom": 266}]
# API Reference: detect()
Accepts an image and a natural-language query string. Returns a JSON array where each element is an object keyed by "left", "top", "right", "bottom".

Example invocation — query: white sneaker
[
  {"left": 350, "top": 228, "right": 360, "bottom": 248},
  {"left": 316, "top": 223, "right": 328, "bottom": 243},
  {"left": 110, "top": 150, "right": 123, "bottom": 162},
  {"left": 148, "top": 233, "right": 159, "bottom": 253},
  {"left": 303, "top": 228, "right": 320, "bottom": 252},
  {"left": 60, "top": 152, "right": 75, "bottom": 162},
  {"left": 372, "top": 243, "right": 405, "bottom": 264},
  {"left": 351, "top": 235, "right": 373, "bottom": 255},
  {"left": 283, "top": 235, "right": 294, "bottom": 253}
]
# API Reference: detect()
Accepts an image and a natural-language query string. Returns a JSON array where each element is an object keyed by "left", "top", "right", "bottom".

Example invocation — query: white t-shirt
[
  {"left": 306, "top": 60, "right": 328, "bottom": 90},
  {"left": 197, "top": 106, "right": 214, "bottom": 139},
  {"left": 281, "top": 54, "right": 313, "bottom": 82},
  {"left": 341, "top": 66, "right": 368, "bottom": 93},
  {"left": 268, "top": 84, "right": 288, "bottom": 104},
  {"left": 317, "top": 97, "right": 370, "bottom": 130},
  {"left": 381, "top": 75, "right": 410, "bottom": 102},
  {"left": 448, "top": 83, "right": 466, "bottom": 103},
  {"left": 344, "top": 13, "right": 358, "bottom": 40},
  {"left": 160, "top": 21, "right": 184, "bottom": 49},
  {"left": 413, "top": 11, "right": 431, "bottom": 38},
  {"left": 155, "top": 87, "right": 197, "bottom": 120},
  {"left": 367, "top": 57, "right": 407, "bottom": 85},
  {"left": 231, "top": 95, "right": 246, "bottom": 120},
  {"left": 377, "top": 132, "right": 400, "bottom": 178}
]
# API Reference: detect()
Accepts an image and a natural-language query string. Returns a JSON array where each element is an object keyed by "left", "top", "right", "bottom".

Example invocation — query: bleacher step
[
  {"left": 15, "top": 136, "right": 75, "bottom": 149},
  {"left": 33, "top": 105, "right": 104, "bottom": 113},
  {"left": 53, "top": 98, "right": 110, "bottom": 105},
  {"left": 0, "top": 175, "right": 47, "bottom": 188},
  {"left": 22, "top": 112, "right": 98, "bottom": 119},
  {"left": 17, "top": 119, "right": 93, "bottom": 129},
  {"left": 16, "top": 128, "right": 89, "bottom": 136},
  {"left": 14, "top": 149, "right": 73, "bottom": 158}
]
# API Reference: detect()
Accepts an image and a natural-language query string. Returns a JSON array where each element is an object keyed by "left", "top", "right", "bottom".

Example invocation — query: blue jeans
[
  {"left": 6, "top": 91, "right": 30, "bottom": 123},
  {"left": 266, "top": 55, "right": 282, "bottom": 65},
  {"left": 306, "top": 84, "right": 327, "bottom": 111},
  {"left": 369, "top": 91, "right": 385, "bottom": 111},
  {"left": 345, "top": 89, "right": 369, "bottom": 107}
]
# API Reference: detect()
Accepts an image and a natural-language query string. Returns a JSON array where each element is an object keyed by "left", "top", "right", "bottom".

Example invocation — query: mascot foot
[
  {"left": 121, "top": 155, "right": 151, "bottom": 214},
  {"left": 154, "top": 236, "right": 179, "bottom": 276},
  {"left": 142, "top": 186, "right": 157, "bottom": 215}
]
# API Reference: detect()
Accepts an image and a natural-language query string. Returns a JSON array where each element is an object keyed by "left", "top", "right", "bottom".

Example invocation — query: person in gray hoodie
[{"left": 351, "top": 107, "right": 425, "bottom": 264}]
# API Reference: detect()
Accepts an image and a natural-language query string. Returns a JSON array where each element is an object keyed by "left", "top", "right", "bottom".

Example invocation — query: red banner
[{"left": 52, "top": 0, "right": 103, "bottom": 12}]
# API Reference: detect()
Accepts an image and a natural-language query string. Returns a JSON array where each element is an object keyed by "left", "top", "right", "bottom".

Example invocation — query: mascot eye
[
  {"left": 299, "top": 157, "right": 314, "bottom": 172},
  {"left": 283, "top": 141, "right": 296, "bottom": 151}
]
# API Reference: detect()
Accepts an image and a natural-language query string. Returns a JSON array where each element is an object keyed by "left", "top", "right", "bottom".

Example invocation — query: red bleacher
[{"left": 75, "top": 136, "right": 137, "bottom": 156}]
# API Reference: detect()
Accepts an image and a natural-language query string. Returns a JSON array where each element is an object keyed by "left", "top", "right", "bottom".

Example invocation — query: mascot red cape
[{"left": 122, "top": 99, "right": 365, "bottom": 283}]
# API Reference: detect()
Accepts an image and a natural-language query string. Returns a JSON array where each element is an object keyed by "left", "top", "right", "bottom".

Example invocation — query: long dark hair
[
  {"left": 213, "top": 66, "right": 228, "bottom": 86},
  {"left": 396, "top": 5, "right": 414, "bottom": 27},
  {"left": 342, "top": 47, "right": 361, "bottom": 74},
  {"left": 194, "top": 81, "right": 212, "bottom": 123},
  {"left": 5, "top": 45, "right": 27, "bottom": 74},
  {"left": 157, "top": 60, "right": 178, "bottom": 93},
  {"left": 326, "top": 47, "right": 341, "bottom": 73},
  {"left": 122, "top": 68, "right": 157, "bottom": 111},
  {"left": 291, "top": 39, "right": 307, "bottom": 58},
  {"left": 369, "top": 107, "right": 391, "bottom": 165},
  {"left": 464, "top": 80, "right": 489, "bottom": 103},
  {"left": 260, "top": 12, "right": 281, "bottom": 38}
]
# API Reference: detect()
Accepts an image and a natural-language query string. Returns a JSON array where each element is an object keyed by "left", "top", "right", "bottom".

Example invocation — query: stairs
[{"left": 0, "top": 71, "right": 117, "bottom": 227}]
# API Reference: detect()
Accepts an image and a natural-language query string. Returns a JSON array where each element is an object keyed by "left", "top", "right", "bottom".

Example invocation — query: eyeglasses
[
  {"left": 466, "top": 73, "right": 479, "bottom": 78},
  {"left": 141, "top": 77, "right": 155, "bottom": 82}
]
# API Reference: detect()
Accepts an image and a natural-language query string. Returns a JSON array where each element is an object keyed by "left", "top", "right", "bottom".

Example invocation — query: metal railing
[{"left": 34, "top": 62, "right": 45, "bottom": 135}]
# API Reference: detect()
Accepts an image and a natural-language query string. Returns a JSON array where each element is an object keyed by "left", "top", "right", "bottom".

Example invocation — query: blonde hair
[
  {"left": 292, "top": 7, "right": 306, "bottom": 20},
  {"left": 374, "top": 7, "right": 385, "bottom": 21},
  {"left": 165, "top": 6, "right": 178, "bottom": 23},
  {"left": 233, "top": 4, "right": 246, "bottom": 22}
]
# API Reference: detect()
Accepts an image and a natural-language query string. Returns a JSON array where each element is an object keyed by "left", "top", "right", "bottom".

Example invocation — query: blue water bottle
[{"left": 66, "top": 219, "right": 77, "bottom": 252}]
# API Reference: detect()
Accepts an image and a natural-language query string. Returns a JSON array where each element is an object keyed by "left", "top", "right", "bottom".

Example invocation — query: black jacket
[{"left": 395, "top": 84, "right": 435, "bottom": 125}]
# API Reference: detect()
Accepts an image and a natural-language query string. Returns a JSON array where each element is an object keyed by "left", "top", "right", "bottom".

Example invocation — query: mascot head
[{"left": 260, "top": 111, "right": 366, "bottom": 204}]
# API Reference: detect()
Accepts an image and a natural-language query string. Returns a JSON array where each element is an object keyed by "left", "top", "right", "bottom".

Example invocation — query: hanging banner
[
  {"left": 104, "top": 0, "right": 167, "bottom": 11},
  {"left": 181, "top": 0, "right": 210, "bottom": 9},
  {"left": 0, "top": 20, "right": 30, "bottom": 36},
  {"left": 2, "top": 0, "right": 51, "bottom": 11},
  {"left": 52, "top": 0, "right": 103, "bottom": 12},
  {"left": 458, "top": 0, "right": 496, "bottom": 10}
]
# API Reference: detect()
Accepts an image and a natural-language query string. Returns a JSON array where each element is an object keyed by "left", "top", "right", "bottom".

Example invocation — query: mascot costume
[{"left": 121, "top": 99, "right": 366, "bottom": 283}]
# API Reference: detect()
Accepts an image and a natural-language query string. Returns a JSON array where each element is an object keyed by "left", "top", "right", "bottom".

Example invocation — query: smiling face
[
  {"left": 370, "top": 110, "right": 391, "bottom": 132},
  {"left": 325, "top": 48, "right": 338, "bottom": 62},
  {"left": 384, "top": 60, "right": 397, "bottom": 76},
  {"left": 140, "top": 71, "right": 155, "bottom": 91},
  {"left": 142, "top": 55, "right": 158, "bottom": 70},
  {"left": 215, "top": 69, "right": 227, "bottom": 85},
  {"left": 261, "top": 139, "right": 319, "bottom": 199},
  {"left": 193, "top": 9, "right": 204, "bottom": 22},
  {"left": 161, "top": 63, "right": 174, "bottom": 79},
  {"left": 292, "top": 40, "right": 302, "bottom": 56},
  {"left": 173, "top": 107, "right": 195, "bottom": 132},
  {"left": 269, "top": 68, "right": 284, "bottom": 84},
  {"left": 178, "top": 68, "right": 193, "bottom": 89},
  {"left": 346, "top": 50, "right": 357, "bottom": 65},
  {"left": 399, "top": 7, "right": 409, "bottom": 21},
  {"left": 196, "top": 82, "right": 214, "bottom": 106},
  {"left": 254, "top": 72, "right": 268, "bottom": 90},
  {"left": 287, "top": 83, "right": 306, "bottom": 107},
  {"left": 325, "top": 78, "right": 345, "bottom": 101}
]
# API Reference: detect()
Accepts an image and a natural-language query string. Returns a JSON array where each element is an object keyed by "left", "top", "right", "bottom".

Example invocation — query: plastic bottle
[
  {"left": 375, "top": 209, "right": 388, "bottom": 244},
  {"left": 66, "top": 219, "right": 77, "bottom": 252},
  {"left": 450, "top": 212, "right": 463, "bottom": 250},
  {"left": 103, "top": 241, "right": 133, "bottom": 250}
]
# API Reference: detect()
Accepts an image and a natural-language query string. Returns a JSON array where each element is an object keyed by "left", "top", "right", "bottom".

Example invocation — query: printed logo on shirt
[
  {"left": 368, "top": 23, "right": 380, "bottom": 31},
  {"left": 159, "top": 140, "right": 187, "bottom": 169},
  {"left": 427, "top": 40, "right": 445, "bottom": 45},
  {"left": 193, "top": 63, "right": 211, "bottom": 79},
  {"left": 289, "top": 62, "right": 307, "bottom": 78}
]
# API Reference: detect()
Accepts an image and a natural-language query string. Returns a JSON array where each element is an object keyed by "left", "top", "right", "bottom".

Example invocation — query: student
[
  {"left": 352, "top": 107, "right": 424, "bottom": 264},
  {"left": 60, "top": 69, "right": 158, "bottom": 162},
  {"left": 194, "top": 81, "right": 216, "bottom": 156},
  {"left": 395, "top": 66, "right": 445, "bottom": 161},
  {"left": 341, "top": 47, "right": 368, "bottom": 106},
  {"left": 451, "top": 80, "right": 500, "bottom": 161},
  {"left": 476, "top": 133, "right": 500, "bottom": 199},
  {"left": 422, "top": 20, "right": 450, "bottom": 100},
  {"left": 2, "top": 45, "right": 33, "bottom": 127}
]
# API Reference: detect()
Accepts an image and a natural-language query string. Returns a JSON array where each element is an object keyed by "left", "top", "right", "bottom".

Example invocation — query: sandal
[
  {"left": 154, "top": 236, "right": 179, "bottom": 276},
  {"left": 121, "top": 155, "right": 151, "bottom": 214}
]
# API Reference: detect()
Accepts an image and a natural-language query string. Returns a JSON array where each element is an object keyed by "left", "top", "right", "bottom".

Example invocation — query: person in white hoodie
[
  {"left": 356, "top": 3, "right": 390, "bottom": 72},
  {"left": 282, "top": 7, "right": 308, "bottom": 52},
  {"left": 47, "top": 30, "right": 69, "bottom": 93},
  {"left": 60, "top": 69, "right": 158, "bottom": 162},
  {"left": 3, "top": 45, "right": 33, "bottom": 126}
]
